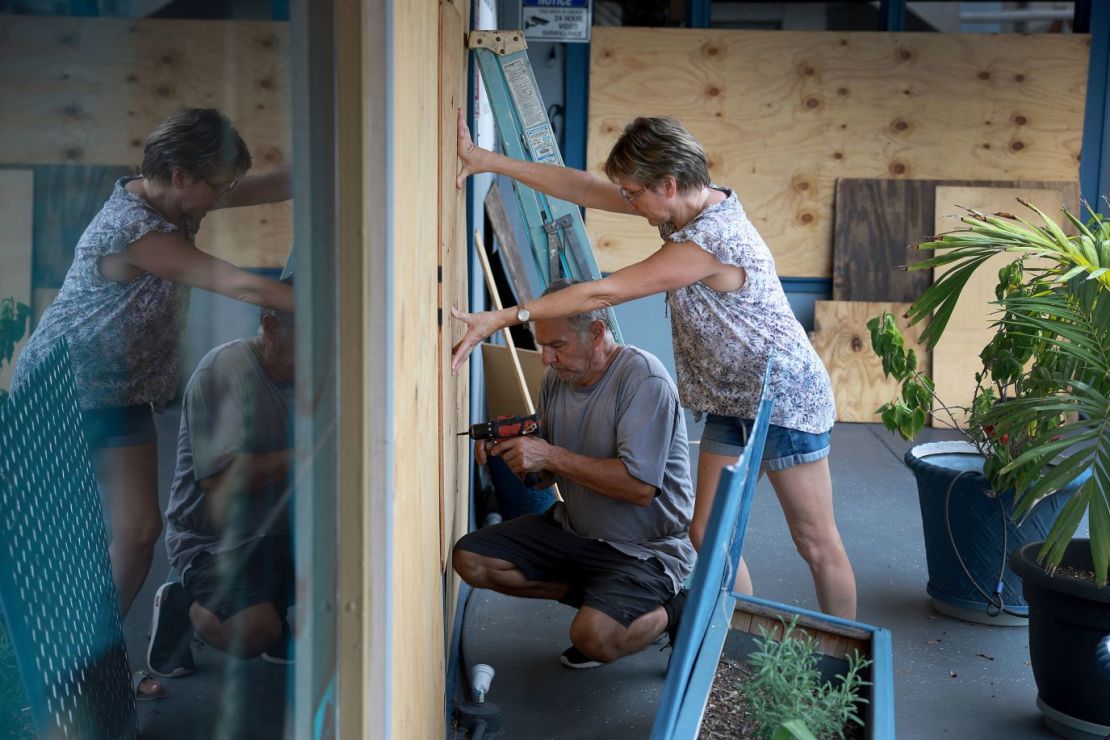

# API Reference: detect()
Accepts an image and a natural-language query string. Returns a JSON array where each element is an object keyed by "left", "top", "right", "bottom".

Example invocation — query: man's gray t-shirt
[
  {"left": 541, "top": 345, "right": 695, "bottom": 592},
  {"left": 165, "top": 339, "right": 292, "bottom": 574}
]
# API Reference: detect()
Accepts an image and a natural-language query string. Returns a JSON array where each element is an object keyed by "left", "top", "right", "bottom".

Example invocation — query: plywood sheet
[
  {"left": 587, "top": 28, "right": 1087, "bottom": 277},
  {"left": 438, "top": 0, "right": 470, "bottom": 586},
  {"left": 832, "top": 178, "right": 1079, "bottom": 302},
  {"left": 391, "top": 1, "right": 445, "bottom": 737},
  {"left": 0, "top": 18, "right": 292, "bottom": 268},
  {"left": 481, "top": 343, "right": 545, "bottom": 419},
  {"left": 0, "top": 170, "right": 34, "bottom": 390},
  {"left": 809, "top": 301, "right": 928, "bottom": 424},
  {"left": 930, "top": 186, "right": 1063, "bottom": 427}
]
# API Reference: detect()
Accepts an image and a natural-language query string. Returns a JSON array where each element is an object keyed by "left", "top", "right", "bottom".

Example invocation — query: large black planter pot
[
  {"left": 905, "top": 441, "right": 1085, "bottom": 625},
  {"left": 1011, "top": 539, "right": 1110, "bottom": 739}
]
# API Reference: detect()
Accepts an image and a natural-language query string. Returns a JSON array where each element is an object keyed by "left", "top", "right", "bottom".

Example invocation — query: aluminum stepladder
[{"left": 468, "top": 29, "right": 623, "bottom": 343}]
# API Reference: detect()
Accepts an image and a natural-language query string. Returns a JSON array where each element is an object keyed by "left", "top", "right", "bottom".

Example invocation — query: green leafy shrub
[
  {"left": 745, "top": 617, "right": 870, "bottom": 740},
  {"left": 868, "top": 202, "right": 1110, "bottom": 583}
]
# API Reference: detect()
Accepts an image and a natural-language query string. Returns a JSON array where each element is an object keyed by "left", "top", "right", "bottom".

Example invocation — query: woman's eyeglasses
[
  {"left": 618, "top": 186, "right": 647, "bottom": 204},
  {"left": 204, "top": 177, "right": 240, "bottom": 195}
]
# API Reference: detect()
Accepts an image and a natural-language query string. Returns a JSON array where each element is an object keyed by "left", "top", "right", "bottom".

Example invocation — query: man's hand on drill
[{"left": 487, "top": 436, "right": 553, "bottom": 479}]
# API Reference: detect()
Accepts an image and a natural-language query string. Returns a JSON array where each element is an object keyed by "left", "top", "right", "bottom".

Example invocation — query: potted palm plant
[{"left": 870, "top": 200, "right": 1110, "bottom": 735}]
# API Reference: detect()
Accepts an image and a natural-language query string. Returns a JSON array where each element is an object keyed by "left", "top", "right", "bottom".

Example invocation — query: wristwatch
[{"left": 516, "top": 305, "right": 531, "bottom": 323}]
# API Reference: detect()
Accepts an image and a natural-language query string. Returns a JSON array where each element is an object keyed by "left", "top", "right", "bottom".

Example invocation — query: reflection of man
[
  {"left": 454, "top": 280, "right": 694, "bottom": 669},
  {"left": 147, "top": 279, "right": 295, "bottom": 676}
]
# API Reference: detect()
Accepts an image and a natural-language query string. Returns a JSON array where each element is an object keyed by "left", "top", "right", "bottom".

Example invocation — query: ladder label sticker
[
  {"left": 502, "top": 56, "right": 548, "bottom": 131},
  {"left": 525, "top": 126, "right": 561, "bottom": 166}
]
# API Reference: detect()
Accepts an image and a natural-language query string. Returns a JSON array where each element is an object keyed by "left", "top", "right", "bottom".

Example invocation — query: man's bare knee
[{"left": 570, "top": 612, "right": 621, "bottom": 664}]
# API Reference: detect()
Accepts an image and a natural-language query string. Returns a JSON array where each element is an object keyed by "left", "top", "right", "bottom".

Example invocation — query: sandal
[{"left": 132, "top": 670, "right": 168, "bottom": 701}]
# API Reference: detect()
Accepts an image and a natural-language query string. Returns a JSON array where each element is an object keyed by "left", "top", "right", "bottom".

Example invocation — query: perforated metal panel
[{"left": 0, "top": 342, "right": 137, "bottom": 739}]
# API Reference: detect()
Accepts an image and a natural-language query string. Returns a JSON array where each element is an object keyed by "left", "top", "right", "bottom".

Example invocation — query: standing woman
[
  {"left": 12, "top": 107, "right": 294, "bottom": 699},
  {"left": 451, "top": 111, "right": 857, "bottom": 621}
]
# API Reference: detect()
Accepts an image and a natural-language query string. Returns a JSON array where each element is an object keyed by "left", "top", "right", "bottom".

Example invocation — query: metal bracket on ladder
[{"left": 468, "top": 29, "right": 623, "bottom": 343}]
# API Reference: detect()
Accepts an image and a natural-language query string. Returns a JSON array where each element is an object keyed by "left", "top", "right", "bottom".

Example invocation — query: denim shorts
[
  {"left": 700, "top": 413, "right": 830, "bottom": 472},
  {"left": 80, "top": 404, "right": 157, "bottom": 449}
]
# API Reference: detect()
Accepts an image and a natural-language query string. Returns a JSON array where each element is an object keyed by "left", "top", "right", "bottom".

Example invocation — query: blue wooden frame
[
  {"left": 651, "top": 362, "right": 773, "bottom": 740},
  {"left": 651, "top": 360, "right": 895, "bottom": 739}
]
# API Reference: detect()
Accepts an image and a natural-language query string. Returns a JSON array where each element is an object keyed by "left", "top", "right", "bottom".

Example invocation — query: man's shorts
[
  {"left": 700, "top": 414, "right": 830, "bottom": 472},
  {"left": 454, "top": 507, "right": 675, "bottom": 627},
  {"left": 80, "top": 404, "right": 157, "bottom": 449},
  {"left": 182, "top": 535, "right": 294, "bottom": 622}
]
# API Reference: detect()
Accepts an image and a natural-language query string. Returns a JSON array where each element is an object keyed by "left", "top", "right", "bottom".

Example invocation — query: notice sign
[{"left": 522, "top": 0, "right": 591, "bottom": 44}]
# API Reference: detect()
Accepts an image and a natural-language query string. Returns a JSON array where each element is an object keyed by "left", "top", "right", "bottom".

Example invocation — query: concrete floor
[
  {"left": 457, "top": 422, "right": 1082, "bottom": 740},
  {"left": 120, "top": 407, "right": 1079, "bottom": 738}
]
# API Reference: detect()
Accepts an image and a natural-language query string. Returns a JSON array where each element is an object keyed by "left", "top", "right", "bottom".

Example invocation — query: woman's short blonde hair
[{"left": 603, "top": 117, "right": 710, "bottom": 193}]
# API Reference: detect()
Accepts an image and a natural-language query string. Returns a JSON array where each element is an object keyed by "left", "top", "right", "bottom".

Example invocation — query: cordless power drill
[{"left": 460, "top": 414, "right": 546, "bottom": 488}]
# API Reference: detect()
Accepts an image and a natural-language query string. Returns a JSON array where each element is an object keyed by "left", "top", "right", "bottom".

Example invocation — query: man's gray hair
[{"left": 542, "top": 278, "right": 611, "bottom": 336}]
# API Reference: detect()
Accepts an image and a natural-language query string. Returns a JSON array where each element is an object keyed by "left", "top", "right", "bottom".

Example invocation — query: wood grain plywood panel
[
  {"left": 0, "top": 17, "right": 289, "bottom": 168},
  {"left": 439, "top": 0, "right": 470, "bottom": 615},
  {"left": 392, "top": 1, "right": 443, "bottom": 737},
  {"left": 808, "top": 300, "right": 928, "bottom": 423},
  {"left": 930, "top": 186, "right": 1063, "bottom": 427},
  {"left": 0, "top": 170, "right": 34, "bottom": 390},
  {"left": 587, "top": 28, "right": 1087, "bottom": 277},
  {"left": 832, "top": 178, "right": 1079, "bottom": 302},
  {"left": 0, "top": 18, "right": 292, "bottom": 268}
]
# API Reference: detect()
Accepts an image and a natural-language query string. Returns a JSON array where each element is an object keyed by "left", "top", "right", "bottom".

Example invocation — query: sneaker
[
  {"left": 147, "top": 582, "right": 196, "bottom": 677},
  {"left": 262, "top": 620, "right": 294, "bottom": 666},
  {"left": 559, "top": 646, "right": 602, "bottom": 670},
  {"left": 662, "top": 589, "right": 688, "bottom": 647}
]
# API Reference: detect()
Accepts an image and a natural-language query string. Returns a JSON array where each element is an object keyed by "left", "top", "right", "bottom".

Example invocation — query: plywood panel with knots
[
  {"left": 808, "top": 300, "right": 928, "bottom": 424},
  {"left": 832, "top": 178, "right": 1078, "bottom": 302},
  {"left": 0, "top": 17, "right": 292, "bottom": 268},
  {"left": 587, "top": 28, "right": 1087, "bottom": 277}
]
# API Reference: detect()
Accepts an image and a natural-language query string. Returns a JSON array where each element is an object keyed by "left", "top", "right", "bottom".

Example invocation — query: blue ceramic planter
[{"left": 905, "top": 441, "right": 1089, "bottom": 625}]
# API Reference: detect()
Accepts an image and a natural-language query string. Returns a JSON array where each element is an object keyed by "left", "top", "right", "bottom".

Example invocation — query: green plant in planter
[
  {"left": 745, "top": 617, "right": 871, "bottom": 739},
  {"left": 0, "top": 296, "right": 33, "bottom": 737},
  {"left": 868, "top": 200, "right": 1110, "bottom": 584}
]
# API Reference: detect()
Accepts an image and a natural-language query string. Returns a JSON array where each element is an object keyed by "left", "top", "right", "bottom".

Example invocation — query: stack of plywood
[{"left": 816, "top": 179, "right": 1076, "bottom": 423}]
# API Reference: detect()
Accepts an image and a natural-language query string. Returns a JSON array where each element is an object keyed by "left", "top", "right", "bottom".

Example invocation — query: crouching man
[
  {"left": 147, "top": 281, "right": 295, "bottom": 676},
  {"left": 453, "top": 279, "right": 695, "bottom": 669}
]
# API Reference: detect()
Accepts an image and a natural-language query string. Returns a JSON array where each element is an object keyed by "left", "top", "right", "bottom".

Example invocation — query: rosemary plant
[{"left": 745, "top": 616, "right": 870, "bottom": 740}]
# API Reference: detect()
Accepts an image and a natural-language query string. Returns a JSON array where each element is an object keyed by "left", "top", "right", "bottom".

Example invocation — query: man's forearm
[{"left": 545, "top": 447, "right": 655, "bottom": 506}]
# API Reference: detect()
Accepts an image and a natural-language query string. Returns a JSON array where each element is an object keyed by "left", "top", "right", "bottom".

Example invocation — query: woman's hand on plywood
[
  {"left": 450, "top": 305, "right": 508, "bottom": 374},
  {"left": 456, "top": 107, "right": 491, "bottom": 190}
]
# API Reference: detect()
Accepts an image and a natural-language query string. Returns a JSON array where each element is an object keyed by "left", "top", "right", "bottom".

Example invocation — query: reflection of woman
[
  {"left": 12, "top": 107, "right": 294, "bottom": 699},
  {"left": 452, "top": 111, "right": 856, "bottom": 620}
]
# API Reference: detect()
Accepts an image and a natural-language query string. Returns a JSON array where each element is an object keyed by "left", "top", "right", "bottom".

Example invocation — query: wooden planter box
[{"left": 666, "top": 591, "right": 895, "bottom": 739}]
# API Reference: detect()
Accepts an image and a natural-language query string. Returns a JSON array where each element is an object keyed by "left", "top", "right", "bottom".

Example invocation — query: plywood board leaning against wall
[
  {"left": 0, "top": 17, "right": 292, "bottom": 268},
  {"left": 481, "top": 343, "right": 545, "bottom": 418},
  {"left": 930, "top": 186, "right": 1065, "bottom": 427},
  {"left": 587, "top": 27, "right": 1087, "bottom": 277},
  {"left": 809, "top": 300, "right": 928, "bottom": 424},
  {"left": 0, "top": 170, "right": 34, "bottom": 390},
  {"left": 832, "top": 178, "right": 1079, "bottom": 302}
]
